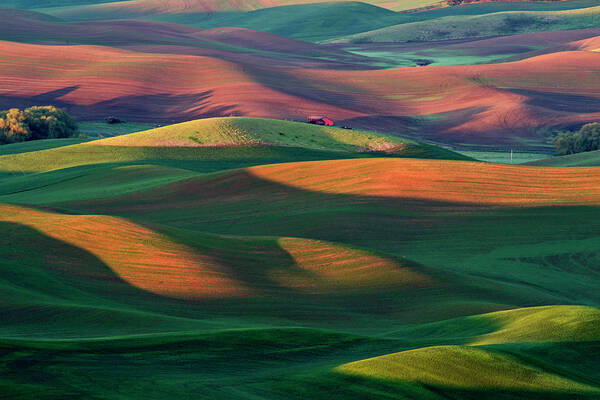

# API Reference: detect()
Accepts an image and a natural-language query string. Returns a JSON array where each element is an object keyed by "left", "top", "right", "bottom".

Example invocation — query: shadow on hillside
[
  {"left": 339, "top": 107, "right": 505, "bottom": 144},
  {"left": 51, "top": 167, "right": 600, "bottom": 310},
  {"left": 0, "top": 87, "right": 238, "bottom": 123},
  {"left": 0, "top": 220, "right": 344, "bottom": 332},
  {"left": 0, "top": 86, "right": 80, "bottom": 112},
  {"left": 0, "top": 212, "right": 480, "bottom": 331},
  {"left": 0, "top": 221, "right": 197, "bottom": 337},
  {"left": 507, "top": 89, "right": 600, "bottom": 114},
  {"left": 0, "top": 147, "right": 406, "bottom": 197},
  {"left": 342, "top": 105, "right": 563, "bottom": 149}
]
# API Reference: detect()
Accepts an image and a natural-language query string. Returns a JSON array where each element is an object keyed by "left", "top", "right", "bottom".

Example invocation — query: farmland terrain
[
  {"left": 0, "top": 0, "right": 599, "bottom": 398},
  {"left": 1, "top": 118, "right": 599, "bottom": 398}
]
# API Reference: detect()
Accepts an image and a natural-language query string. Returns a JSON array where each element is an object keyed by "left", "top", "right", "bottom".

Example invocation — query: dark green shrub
[{"left": 554, "top": 122, "right": 600, "bottom": 155}]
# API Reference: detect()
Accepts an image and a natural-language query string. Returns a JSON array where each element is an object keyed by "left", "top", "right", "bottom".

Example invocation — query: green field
[
  {"left": 157, "top": 2, "right": 411, "bottom": 42},
  {"left": 329, "top": 5, "right": 600, "bottom": 43},
  {"left": 346, "top": 47, "right": 520, "bottom": 68},
  {"left": 7, "top": 0, "right": 597, "bottom": 47},
  {"left": 410, "top": 0, "right": 600, "bottom": 18},
  {"left": 456, "top": 149, "right": 552, "bottom": 164},
  {"left": 0, "top": 116, "right": 598, "bottom": 398},
  {"left": 150, "top": 0, "right": 600, "bottom": 43}
]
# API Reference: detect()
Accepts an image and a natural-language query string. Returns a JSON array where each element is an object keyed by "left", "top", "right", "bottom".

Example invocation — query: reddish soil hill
[
  {"left": 289, "top": 50, "right": 600, "bottom": 146},
  {"left": 569, "top": 35, "right": 600, "bottom": 51},
  {"left": 443, "top": 28, "right": 600, "bottom": 57},
  {"left": 1, "top": 38, "right": 599, "bottom": 147},
  {"left": 0, "top": 9, "right": 362, "bottom": 69},
  {"left": 194, "top": 27, "right": 333, "bottom": 56},
  {"left": 0, "top": 9, "right": 230, "bottom": 47},
  {"left": 0, "top": 41, "right": 357, "bottom": 123}
]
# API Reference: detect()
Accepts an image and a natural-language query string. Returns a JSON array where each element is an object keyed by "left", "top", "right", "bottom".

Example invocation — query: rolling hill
[
  {"left": 2, "top": 38, "right": 600, "bottom": 148},
  {"left": 331, "top": 5, "right": 600, "bottom": 43},
  {"left": 336, "top": 345, "right": 599, "bottom": 393},
  {"left": 35, "top": 0, "right": 442, "bottom": 19},
  {"left": 1, "top": 0, "right": 600, "bottom": 397},
  {"left": 388, "top": 305, "right": 600, "bottom": 345},
  {"left": 1, "top": 116, "right": 599, "bottom": 397},
  {"left": 2, "top": 0, "right": 115, "bottom": 8},
  {"left": 32, "top": 0, "right": 600, "bottom": 44},
  {"left": 338, "top": 27, "right": 600, "bottom": 69},
  {"left": 0, "top": 7, "right": 357, "bottom": 60},
  {"left": 0, "top": 40, "right": 364, "bottom": 124},
  {"left": 90, "top": 117, "right": 443, "bottom": 155},
  {"left": 0, "top": 8, "right": 223, "bottom": 47},
  {"left": 0, "top": 117, "right": 469, "bottom": 204},
  {"left": 0, "top": 8, "right": 368, "bottom": 73},
  {"left": 1, "top": 139, "right": 600, "bottom": 398},
  {"left": 527, "top": 149, "right": 600, "bottom": 166},
  {"left": 160, "top": 2, "right": 411, "bottom": 42},
  {"left": 31, "top": 0, "right": 600, "bottom": 21}
]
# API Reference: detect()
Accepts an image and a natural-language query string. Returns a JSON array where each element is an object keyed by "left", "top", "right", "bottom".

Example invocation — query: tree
[
  {"left": 554, "top": 122, "right": 600, "bottom": 155},
  {"left": 553, "top": 131, "right": 574, "bottom": 155},
  {"left": 23, "top": 106, "right": 78, "bottom": 140},
  {"left": 0, "top": 106, "right": 78, "bottom": 145},
  {"left": 577, "top": 122, "right": 600, "bottom": 152},
  {"left": 446, "top": 0, "right": 464, "bottom": 6},
  {"left": 0, "top": 108, "right": 30, "bottom": 144}
]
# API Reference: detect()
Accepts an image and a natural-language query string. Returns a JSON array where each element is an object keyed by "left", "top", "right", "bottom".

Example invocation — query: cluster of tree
[
  {"left": 554, "top": 122, "right": 600, "bottom": 155},
  {"left": 446, "top": 0, "right": 464, "bottom": 5},
  {"left": 0, "top": 106, "right": 78, "bottom": 145}
]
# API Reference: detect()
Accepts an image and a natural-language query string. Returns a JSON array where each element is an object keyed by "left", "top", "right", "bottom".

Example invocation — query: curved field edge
[
  {"left": 335, "top": 344, "right": 600, "bottom": 393},
  {"left": 526, "top": 150, "right": 600, "bottom": 167},
  {"left": 0, "top": 148, "right": 471, "bottom": 206},
  {"left": 9, "top": 157, "right": 600, "bottom": 207},
  {"left": 101, "top": 157, "right": 600, "bottom": 207},
  {"left": 0, "top": 203, "right": 445, "bottom": 300},
  {"left": 36, "top": 0, "right": 442, "bottom": 17},
  {"left": 0, "top": 138, "right": 89, "bottom": 156},
  {"left": 0, "top": 144, "right": 412, "bottom": 177},
  {"left": 0, "top": 327, "right": 372, "bottom": 351},
  {"left": 0, "top": 164, "right": 201, "bottom": 204},
  {"left": 383, "top": 305, "right": 600, "bottom": 345},
  {"left": 6, "top": 157, "right": 600, "bottom": 217}
]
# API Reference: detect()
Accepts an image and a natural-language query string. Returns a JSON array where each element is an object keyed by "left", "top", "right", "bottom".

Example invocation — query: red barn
[{"left": 307, "top": 116, "right": 334, "bottom": 126}]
